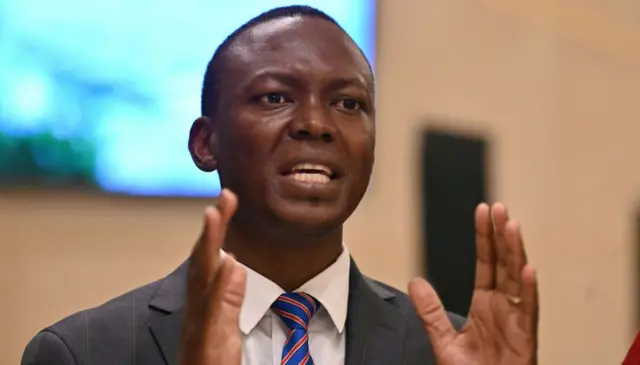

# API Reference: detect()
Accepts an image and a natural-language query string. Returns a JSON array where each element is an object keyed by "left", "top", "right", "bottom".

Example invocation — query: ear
[{"left": 188, "top": 116, "right": 217, "bottom": 172}]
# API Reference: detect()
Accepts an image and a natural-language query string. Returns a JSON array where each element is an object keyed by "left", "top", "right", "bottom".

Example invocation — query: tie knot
[{"left": 271, "top": 292, "right": 321, "bottom": 330}]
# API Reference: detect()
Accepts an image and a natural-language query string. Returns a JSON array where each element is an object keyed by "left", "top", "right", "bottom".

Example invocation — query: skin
[
  {"left": 182, "top": 15, "right": 539, "bottom": 365},
  {"left": 189, "top": 16, "right": 375, "bottom": 291}
]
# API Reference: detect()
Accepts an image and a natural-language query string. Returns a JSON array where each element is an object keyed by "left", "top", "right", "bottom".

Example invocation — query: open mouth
[{"left": 285, "top": 163, "right": 334, "bottom": 184}]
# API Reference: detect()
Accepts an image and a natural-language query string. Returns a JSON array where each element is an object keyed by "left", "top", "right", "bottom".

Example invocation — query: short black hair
[{"left": 200, "top": 5, "right": 372, "bottom": 117}]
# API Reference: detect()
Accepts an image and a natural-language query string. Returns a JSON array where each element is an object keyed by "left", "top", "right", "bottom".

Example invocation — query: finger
[
  {"left": 203, "top": 189, "right": 238, "bottom": 273},
  {"left": 491, "top": 203, "right": 513, "bottom": 294},
  {"left": 217, "top": 188, "right": 238, "bottom": 230},
  {"left": 408, "top": 277, "right": 456, "bottom": 353},
  {"left": 474, "top": 203, "right": 495, "bottom": 289},
  {"left": 191, "top": 206, "right": 217, "bottom": 260},
  {"left": 215, "top": 189, "right": 238, "bottom": 251},
  {"left": 520, "top": 265, "right": 539, "bottom": 336},
  {"left": 503, "top": 220, "right": 527, "bottom": 298},
  {"left": 203, "top": 206, "right": 224, "bottom": 281},
  {"left": 188, "top": 207, "right": 223, "bottom": 293},
  {"left": 208, "top": 255, "right": 247, "bottom": 330},
  {"left": 187, "top": 190, "right": 238, "bottom": 302},
  {"left": 182, "top": 208, "right": 223, "bottom": 353},
  {"left": 185, "top": 255, "right": 245, "bottom": 365}
]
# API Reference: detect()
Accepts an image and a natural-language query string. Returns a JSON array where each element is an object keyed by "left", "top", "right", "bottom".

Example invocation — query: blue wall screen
[{"left": 0, "top": 0, "right": 376, "bottom": 196}]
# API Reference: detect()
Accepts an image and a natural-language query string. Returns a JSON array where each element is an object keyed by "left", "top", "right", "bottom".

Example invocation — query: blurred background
[{"left": 1, "top": 0, "right": 639, "bottom": 363}]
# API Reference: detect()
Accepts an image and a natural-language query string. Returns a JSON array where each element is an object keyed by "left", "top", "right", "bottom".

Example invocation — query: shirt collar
[{"left": 236, "top": 244, "right": 351, "bottom": 335}]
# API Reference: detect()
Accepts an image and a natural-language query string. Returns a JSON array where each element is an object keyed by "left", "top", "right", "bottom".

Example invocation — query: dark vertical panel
[{"left": 421, "top": 128, "right": 488, "bottom": 317}]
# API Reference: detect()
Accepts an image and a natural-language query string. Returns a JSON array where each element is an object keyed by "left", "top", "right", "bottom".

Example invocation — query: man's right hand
[{"left": 179, "top": 188, "right": 246, "bottom": 365}]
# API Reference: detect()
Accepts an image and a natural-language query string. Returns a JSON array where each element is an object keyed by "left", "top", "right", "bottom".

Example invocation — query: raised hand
[
  {"left": 179, "top": 189, "right": 247, "bottom": 365},
  {"left": 409, "top": 203, "right": 539, "bottom": 365}
]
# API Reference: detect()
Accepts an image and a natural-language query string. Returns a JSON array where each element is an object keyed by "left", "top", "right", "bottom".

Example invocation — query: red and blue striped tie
[{"left": 271, "top": 292, "right": 321, "bottom": 365}]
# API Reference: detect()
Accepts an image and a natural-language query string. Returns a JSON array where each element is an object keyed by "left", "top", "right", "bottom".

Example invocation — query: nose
[{"left": 287, "top": 102, "right": 336, "bottom": 142}]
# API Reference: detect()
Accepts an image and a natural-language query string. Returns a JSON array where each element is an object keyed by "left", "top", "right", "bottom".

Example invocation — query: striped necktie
[{"left": 271, "top": 292, "right": 321, "bottom": 365}]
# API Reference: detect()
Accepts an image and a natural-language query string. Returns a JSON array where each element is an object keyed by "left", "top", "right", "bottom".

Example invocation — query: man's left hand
[{"left": 409, "top": 203, "right": 539, "bottom": 365}]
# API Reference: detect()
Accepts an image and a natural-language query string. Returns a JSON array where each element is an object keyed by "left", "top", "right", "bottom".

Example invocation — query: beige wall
[{"left": 2, "top": 0, "right": 640, "bottom": 363}]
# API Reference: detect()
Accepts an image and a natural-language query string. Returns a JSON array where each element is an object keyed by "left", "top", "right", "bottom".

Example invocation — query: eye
[
  {"left": 336, "top": 98, "right": 361, "bottom": 111},
  {"left": 259, "top": 93, "right": 287, "bottom": 105}
]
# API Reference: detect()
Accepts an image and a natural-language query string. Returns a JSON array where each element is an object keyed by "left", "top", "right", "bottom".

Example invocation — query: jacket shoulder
[
  {"left": 363, "top": 276, "right": 468, "bottom": 365},
  {"left": 364, "top": 276, "right": 467, "bottom": 329},
  {"left": 23, "top": 276, "right": 169, "bottom": 365},
  {"left": 48, "top": 278, "right": 163, "bottom": 336}
]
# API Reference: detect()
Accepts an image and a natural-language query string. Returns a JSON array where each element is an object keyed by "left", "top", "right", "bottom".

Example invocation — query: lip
[
  {"left": 275, "top": 173, "right": 341, "bottom": 200},
  {"left": 278, "top": 156, "right": 345, "bottom": 179}
]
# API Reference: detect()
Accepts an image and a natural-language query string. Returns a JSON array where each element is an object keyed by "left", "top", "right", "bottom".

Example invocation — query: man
[{"left": 22, "top": 5, "right": 539, "bottom": 365}]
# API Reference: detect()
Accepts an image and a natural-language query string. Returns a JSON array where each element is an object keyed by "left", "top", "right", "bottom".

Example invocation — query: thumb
[
  {"left": 221, "top": 256, "right": 247, "bottom": 309},
  {"left": 209, "top": 255, "right": 247, "bottom": 327},
  {"left": 408, "top": 277, "right": 456, "bottom": 352}
]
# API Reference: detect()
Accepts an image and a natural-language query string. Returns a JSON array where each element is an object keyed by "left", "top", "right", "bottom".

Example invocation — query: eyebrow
[
  {"left": 325, "top": 76, "right": 369, "bottom": 92},
  {"left": 242, "top": 70, "right": 303, "bottom": 91},
  {"left": 241, "top": 69, "right": 371, "bottom": 94}
]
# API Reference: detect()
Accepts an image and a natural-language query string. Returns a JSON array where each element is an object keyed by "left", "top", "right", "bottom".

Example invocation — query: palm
[
  {"left": 409, "top": 203, "right": 539, "bottom": 365},
  {"left": 179, "top": 189, "right": 246, "bottom": 365},
  {"left": 440, "top": 290, "right": 533, "bottom": 365}
]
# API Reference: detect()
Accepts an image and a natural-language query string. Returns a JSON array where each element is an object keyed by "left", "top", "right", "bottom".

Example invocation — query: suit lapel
[
  {"left": 146, "top": 258, "right": 410, "bottom": 365},
  {"left": 148, "top": 260, "right": 190, "bottom": 365},
  {"left": 345, "top": 260, "right": 406, "bottom": 365},
  {"left": 149, "top": 310, "right": 183, "bottom": 365}
]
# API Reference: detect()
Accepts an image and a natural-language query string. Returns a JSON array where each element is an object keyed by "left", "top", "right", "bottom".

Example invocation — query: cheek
[
  {"left": 218, "top": 120, "right": 263, "bottom": 158},
  {"left": 348, "top": 125, "right": 375, "bottom": 169},
  {"left": 217, "top": 122, "right": 278, "bottom": 185}
]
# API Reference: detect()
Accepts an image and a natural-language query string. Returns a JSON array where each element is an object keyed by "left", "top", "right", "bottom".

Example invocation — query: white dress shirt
[{"left": 236, "top": 245, "right": 350, "bottom": 365}]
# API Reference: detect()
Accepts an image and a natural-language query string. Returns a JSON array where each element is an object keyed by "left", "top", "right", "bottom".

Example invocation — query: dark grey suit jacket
[{"left": 22, "top": 258, "right": 466, "bottom": 365}]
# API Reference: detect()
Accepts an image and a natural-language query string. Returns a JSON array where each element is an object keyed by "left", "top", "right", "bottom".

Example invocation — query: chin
[{"left": 271, "top": 203, "right": 349, "bottom": 237}]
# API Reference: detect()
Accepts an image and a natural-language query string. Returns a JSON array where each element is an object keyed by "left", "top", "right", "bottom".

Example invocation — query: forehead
[{"left": 224, "top": 16, "right": 372, "bottom": 88}]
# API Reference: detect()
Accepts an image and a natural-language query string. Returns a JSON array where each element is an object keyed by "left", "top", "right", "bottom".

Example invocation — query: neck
[{"left": 223, "top": 222, "right": 344, "bottom": 292}]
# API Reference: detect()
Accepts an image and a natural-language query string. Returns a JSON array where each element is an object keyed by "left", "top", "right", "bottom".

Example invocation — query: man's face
[{"left": 190, "top": 16, "right": 375, "bottom": 235}]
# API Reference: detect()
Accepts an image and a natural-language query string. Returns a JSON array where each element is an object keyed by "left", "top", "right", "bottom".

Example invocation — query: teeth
[
  {"left": 290, "top": 163, "right": 332, "bottom": 176},
  {"left": 290, "top": 173, "right": 331, "bottom": 184}
]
